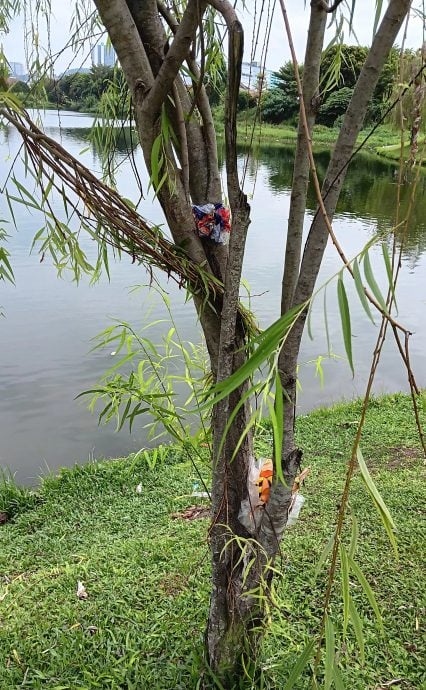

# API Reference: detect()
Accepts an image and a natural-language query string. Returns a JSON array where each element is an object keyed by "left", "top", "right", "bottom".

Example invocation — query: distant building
[
  {"left": 61, "top": 67, "right": 91, "bottom": 77},
  {"left": 240, "top": 61, "right": 274, "bottom": 92},
  {"left": 8, "top": 61, "right": 25, "bottom": 78},
  {"left": 91, "top": 44, "right": 117, "bottom": 68}
]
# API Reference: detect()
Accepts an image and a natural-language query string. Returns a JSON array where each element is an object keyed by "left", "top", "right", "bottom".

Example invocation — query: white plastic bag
[{"left": 287, "top": 493, "right": 305, "bottom": 527}]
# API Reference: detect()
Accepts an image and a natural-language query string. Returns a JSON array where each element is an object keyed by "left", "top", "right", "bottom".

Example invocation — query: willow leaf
[
  {"left": 333, "top": 664, "right": 346, "bottom": 690},
  {"left": 323, "top": 286, "right": 332, "bottom": 354},
  {"left": 282, "top": 639, "right": 314, "bottom": 690},
  {"left": 373, "top": 0, "right": 383, "bottom": 37},
  {"left": 349, "top": 596, "right": 365, "bottom": 665},
  {"left": 314, "top": 530, "right": 336, "bottom": 577},
  {"left": 363, "top": 251, "right": 387, "bottom": 312},
  {"left": 381, "top": 243, "right": 397, "bottom": 310},
  {"left": 348, "top": 555, "right": 383, "bottom": 634},
  {"left": 202, "top": 303, "right": 305, "bottom": 409},
  {"left": 324, "top": 616, "right": 335, "bottom": 690},
  {"left": 340, "top": 544, "right": 350, "bottom": 637},
  {"left": 353, "top": 258, "right": 375, "bottom": 325},
  {"left": 273, "top": 371, "right": 284, "bottom": 483},
  {"left": 337, "top": 275, "right": 354, "bottom": 376},
  {"left": 349, "top": 514, "right": 359, "bottom": 560},
  {"left": 357, "top": 447, "right": 398, "bottom": 556}
]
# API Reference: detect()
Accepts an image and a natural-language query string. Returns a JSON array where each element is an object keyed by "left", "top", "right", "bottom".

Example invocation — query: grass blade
[{"left": 337, "top": 275, "right": 354, "bottom": 376}]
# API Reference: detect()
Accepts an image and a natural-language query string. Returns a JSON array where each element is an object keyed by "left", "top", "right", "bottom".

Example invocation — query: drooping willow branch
[{"left": 0, "top": 106, "right": 256, "bottom": 332}]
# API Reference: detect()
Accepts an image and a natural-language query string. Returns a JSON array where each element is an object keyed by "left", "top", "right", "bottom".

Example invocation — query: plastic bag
[
  {"left": 238, "top": 457, "right": 273, "bottom": 534},
  {"left": 287, "top": 493, "right": 305, "bottom": 527}
]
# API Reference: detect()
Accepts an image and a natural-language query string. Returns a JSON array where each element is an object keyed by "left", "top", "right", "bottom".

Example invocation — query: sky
[{"left": 1, "top": 0, "right": 425, "bottom": 75}]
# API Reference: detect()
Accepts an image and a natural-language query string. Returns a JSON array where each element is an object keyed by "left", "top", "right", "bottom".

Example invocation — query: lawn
[{"left": 0, "top": 394, "right": 424, "bottom": 689}]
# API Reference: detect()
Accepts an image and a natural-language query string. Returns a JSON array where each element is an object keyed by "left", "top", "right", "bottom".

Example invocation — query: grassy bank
[
  {"left": 0, "top": 394, "right": 425, "bottom": 689},
  {"left": 212, "top": 107, "right": 407, "bottom": 154}
]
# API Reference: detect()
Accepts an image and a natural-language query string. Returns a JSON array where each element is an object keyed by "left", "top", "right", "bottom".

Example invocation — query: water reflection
[{"left": 1, "top": 113, "right": 425, "bottom": 482}]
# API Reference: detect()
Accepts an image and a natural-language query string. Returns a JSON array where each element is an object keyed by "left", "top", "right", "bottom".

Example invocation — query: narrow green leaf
[
  {"left": 381, "top": 243, "right": 397, "bottom": 310},
  {"left": 373, "top": 0, "right": 383, "bottom": 37},
  {"left": 324, "top": 616, "right": 335, "bottom": 690},
  {"left": 201, "top": 303, "right": 305, "bottom": 410},
  {"left": 150, "top": 133, "right": 162, "bottom": 188},
  {"left": 333, "top": 664, "right": 346, "bottom": 690},
  {"left": 363, "top": 251, "right": 387, "bottom": 312},
  {"left": 323, "top": 286, "right": 332, "bottom": 354},
  {"left": 353, "top": 258, "right": 375, "bottom": 325},
  {"left": 273, "top": 371, "right": 284, "bottom": 483},
  {"left": 314, "top": 530, "right": 336, "bottom": 577},
  {"left": 349, "top": 596, "right": 365, "bottom": 665},
  {"left": 348, "top": 556, "right": 383, "bottom": 634},
  {"left": 340, "top": 544, "right": 350, "bottom": 637},
  {"left": 282, "top": 639, "right": 314, "bottom": 690},
  {"left": 348, "top": 514, "right": 359, "bottom": 560},
  {"left": 307, "top": 299, "right": 314, "bottom": 341},
  {"left": 357, "top": 447, "right": 398, "bottom": 556},
  {"left": 337, "top": 275, "right": 354, "bottom": 376}
]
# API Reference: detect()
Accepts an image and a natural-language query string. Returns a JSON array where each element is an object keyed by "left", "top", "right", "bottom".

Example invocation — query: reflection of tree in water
[
  {"left": 243, "top": 143, "right": 426, "bottom": 264},
  {"left": 62, "top": 126, "right": 138, "bottom": 155}
]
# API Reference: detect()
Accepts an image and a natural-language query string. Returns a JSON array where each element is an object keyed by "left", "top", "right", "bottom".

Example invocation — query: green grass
[
  {"left": 0, "top": 394, "right": 425, "bottom": 689},
  {"left": 212, "top": 106, "right": 407, "bottom": 154},
  {"left": 376, "top": 136, "right": 426, "bottom": 164}
]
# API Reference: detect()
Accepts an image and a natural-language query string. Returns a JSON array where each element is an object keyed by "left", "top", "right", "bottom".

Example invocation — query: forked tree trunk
[{"left": 93, "top": 0, "right": 411, "bottom": 684}]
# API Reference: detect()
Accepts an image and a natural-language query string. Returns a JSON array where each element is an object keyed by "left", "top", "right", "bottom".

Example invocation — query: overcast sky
[{"left": 2, "top": 0, "right": 424, "bottom": 74}]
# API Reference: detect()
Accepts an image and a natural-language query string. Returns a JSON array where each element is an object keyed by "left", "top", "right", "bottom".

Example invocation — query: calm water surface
[{"left": 1, "top": 111, "right": 425, "bottom": 482}]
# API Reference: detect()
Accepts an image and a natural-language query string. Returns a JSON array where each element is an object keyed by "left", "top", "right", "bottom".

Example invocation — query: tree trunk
[{"left": 92, "top": 0, "right": 411, "bottom": 683}]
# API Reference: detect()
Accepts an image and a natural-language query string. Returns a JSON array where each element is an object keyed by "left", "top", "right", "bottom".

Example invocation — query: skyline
[{"left": 1, "top": 1, "right": 424, "bottom": 76}]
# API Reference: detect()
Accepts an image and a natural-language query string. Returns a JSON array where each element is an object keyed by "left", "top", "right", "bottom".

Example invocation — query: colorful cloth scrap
[{"left": 192, "top": 203, "right": 231, "bottom": 245}]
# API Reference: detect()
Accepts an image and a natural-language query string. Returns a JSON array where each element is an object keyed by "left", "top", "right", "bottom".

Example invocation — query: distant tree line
[
  {"left": 43, "top": 65, "right": 126, "bottom": 112},
  {"left": 248, "top": 45, "right": 424, "bottom": 130}
]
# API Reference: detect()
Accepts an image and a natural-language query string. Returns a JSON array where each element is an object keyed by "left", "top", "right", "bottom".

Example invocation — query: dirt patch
[
  {"left": 159, "top": 573, "right": 188, "bottom": 597},
  {"left": 387, "top": 446, "right": 423, "bottom": 470},
  {"left": 171, "top": 505, "right": 210, "bottom": 521}
]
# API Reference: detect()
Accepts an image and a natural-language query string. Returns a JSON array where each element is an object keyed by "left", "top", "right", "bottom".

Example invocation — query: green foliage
[
  {"left": 319, "top": 45, "right": 399, "bottom": 127},
  {"left": 0, "top": 471, "right": 40, "bottom": 519},
  {"left": 262, "top": 62, "right": 301, "bottom": 124},
  {"left": 45, "top": 66, "right": 127, "bottom": 113},
  {"left": 237, "top": 90, "right": 257, "bottom": 112},
  {"left": 318, "top": 86, "right": 354, "bottom": 126},
  {"left": 82, "top": 299, "right": 211, "bottom": 451}
]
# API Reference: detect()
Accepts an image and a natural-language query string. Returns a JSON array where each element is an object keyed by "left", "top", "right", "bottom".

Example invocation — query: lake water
[{"left": 1, "top": 111, "right": 425, "bottom": 483}]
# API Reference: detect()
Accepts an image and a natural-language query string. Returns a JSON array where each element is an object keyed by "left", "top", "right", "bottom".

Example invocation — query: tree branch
[
  {"left": 280, "top": 0, "right": 327, "bottom": 315},
  {"left": 144, "top": 0, "right": 207, "bottom": 117},
  {"left": 318, "top": 0, "right": 345, "bottom": 12}
]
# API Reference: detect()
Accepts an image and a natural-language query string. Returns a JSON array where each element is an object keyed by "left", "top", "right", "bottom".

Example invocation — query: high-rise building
[
  {"left": 240, "top": 61, "right": 274, "bottom": 91},
  {"left": 91, "top": 44, "right": 116, "bottom": 67},
  {"left": 8, "top": 62, "right": 25, "bottom": 78}
]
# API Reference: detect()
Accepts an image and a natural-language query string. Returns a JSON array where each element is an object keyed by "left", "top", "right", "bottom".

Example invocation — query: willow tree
[{"left": 0, "top": 0, "right": 419, "bottom": 683}]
